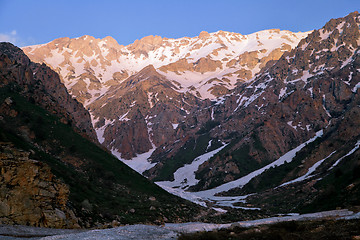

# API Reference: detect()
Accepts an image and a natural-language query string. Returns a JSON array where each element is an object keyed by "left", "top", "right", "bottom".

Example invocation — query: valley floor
[{"left": 1, "top": 209, "right": 359, "bottom": 240}]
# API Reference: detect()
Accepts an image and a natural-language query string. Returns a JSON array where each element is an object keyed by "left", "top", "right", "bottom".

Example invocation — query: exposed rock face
[
  {"left": 128, "top": 35, "right": 164, "bottom": 58},
  {"left": 0, "top": 43, "right": 97, "bottom": 142},
  {"left": 159, "top": 57, "right": 223, "bottom": 74},
  {"left": 90, "top": 65, "right": 205, "bottom": 159},
  {"left": 102, "top": 110, "right": 152, "bottom": 159},
  {"left": 0, "top": 143, "right": 79, "bottom": 228}
]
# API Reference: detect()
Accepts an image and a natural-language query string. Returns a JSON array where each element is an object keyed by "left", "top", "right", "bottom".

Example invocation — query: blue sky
[{"left": 0, "top": 0, "right": 359, "bottom": 47}]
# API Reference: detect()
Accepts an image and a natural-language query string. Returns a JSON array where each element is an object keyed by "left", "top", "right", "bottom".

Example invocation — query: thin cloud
[
  {"left": 0, "top": 30, "right": 18, "bottom": 44},
  {"left": 0, "top": 30, "right": 32, "bottom": 47}
]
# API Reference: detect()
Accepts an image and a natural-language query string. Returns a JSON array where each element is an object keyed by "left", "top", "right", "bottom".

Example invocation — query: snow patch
[
  {"left": 157, "top": 143, "right": 227, "bottom": 191},
  {"left": 289, "top": 70, "right": 313, "bottom": 84},
  {"left": 214, "top": 96, "right": 226, "bottom": 105},
  {"left": 118, "top": 111, "right": 130, "bottom": 121},
  {"left": 279, "top": 87, "right": 287, "bottom": 99},
  {"left": 279, "top": 151, "right": 336, "bottom": 187},
  {"left": 147, "top": 91, "right": 154, "bottom": 108},
  {"left": 156, "top": 183, "right": 207, "bottom": 207},
  {"left": 287, "top": 121, "right": 297, "bottom": 130},
  {"left": 44, "top": 49, "right": 65, "bottom": 69},
  {"left": 330, "top": 140, "right": 360, "bottom": 170},
  {"left": 115, "top": 147, "right": 157, "bottom": 174},
  {"left": 341, "top": 55, "right": 354, "bottom": 69},
  {"left": 112, "top": 126, "right": 157, "bottom": 174},
  {"left": 308, "top": 87, "right": 313, "bottom": 97},
  {"left": 352, "top": 82, "right": 360, "bottom": 93},
  {"left": 91, "top": 116, "right": 114, "bottom": 144},
  {"left": 322, "top": 94, "right": 332, "bottom": 117},
  {"left": 230, "top": 209, "right": 354, "bottom": 228},
  {"left": 319, "top": 29, "right": 333, "bottom": 40},
  {"left": 206, "top": 140, "right": 213, "bottom": 151}
]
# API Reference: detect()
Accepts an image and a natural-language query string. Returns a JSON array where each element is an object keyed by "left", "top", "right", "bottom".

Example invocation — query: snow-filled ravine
[
  {"left": 156, "top": 130, "right": 324, "bottom": 210},
  {"left": 157, "top": 144, "right": 227, "bottom": 191},
  {"left": 2, "top": 210, "right": 359, "bottom": 240}
]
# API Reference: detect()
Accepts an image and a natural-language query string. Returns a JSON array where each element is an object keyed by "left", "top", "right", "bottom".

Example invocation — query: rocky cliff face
[
  {"left": 90, "top": 65, "right": 206, "bottom": 159},
  {"left": 0, "top": 43, "right": 97, "bottom": 142},
  {"left": 0, "top": 142, "right": 79, "bottom": 228}
]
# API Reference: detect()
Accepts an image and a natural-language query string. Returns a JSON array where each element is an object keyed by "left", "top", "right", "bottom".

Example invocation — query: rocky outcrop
[
  {"left": 128, "top": 35, "right": 164, "bottom": 58},
  {"left": 0, "top": 143, "right": 79, "bottom": 228},
  {"left": 102, "top": 110, "right": 152, "bottom": 159},
  {"left": 159, "top": 57, "right": 223, "bottom": 74}
]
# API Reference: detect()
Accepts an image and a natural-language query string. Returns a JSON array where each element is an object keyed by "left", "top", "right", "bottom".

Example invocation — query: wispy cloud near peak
[{"left": 0, "top": 30, "right": 18, "bottom": 44}]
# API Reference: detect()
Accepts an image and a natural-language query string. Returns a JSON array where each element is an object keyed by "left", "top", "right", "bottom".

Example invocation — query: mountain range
[
  {"left": 22, "top": 27, "right": 310, "bottom": 162},
  {"left": 0, "top": 11, "right": 359, "bottom": 227}
]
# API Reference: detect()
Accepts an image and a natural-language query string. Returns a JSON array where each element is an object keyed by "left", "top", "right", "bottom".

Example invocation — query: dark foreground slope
[{"left": 0, "top": 43, "right": 203, "bottom": 228}]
